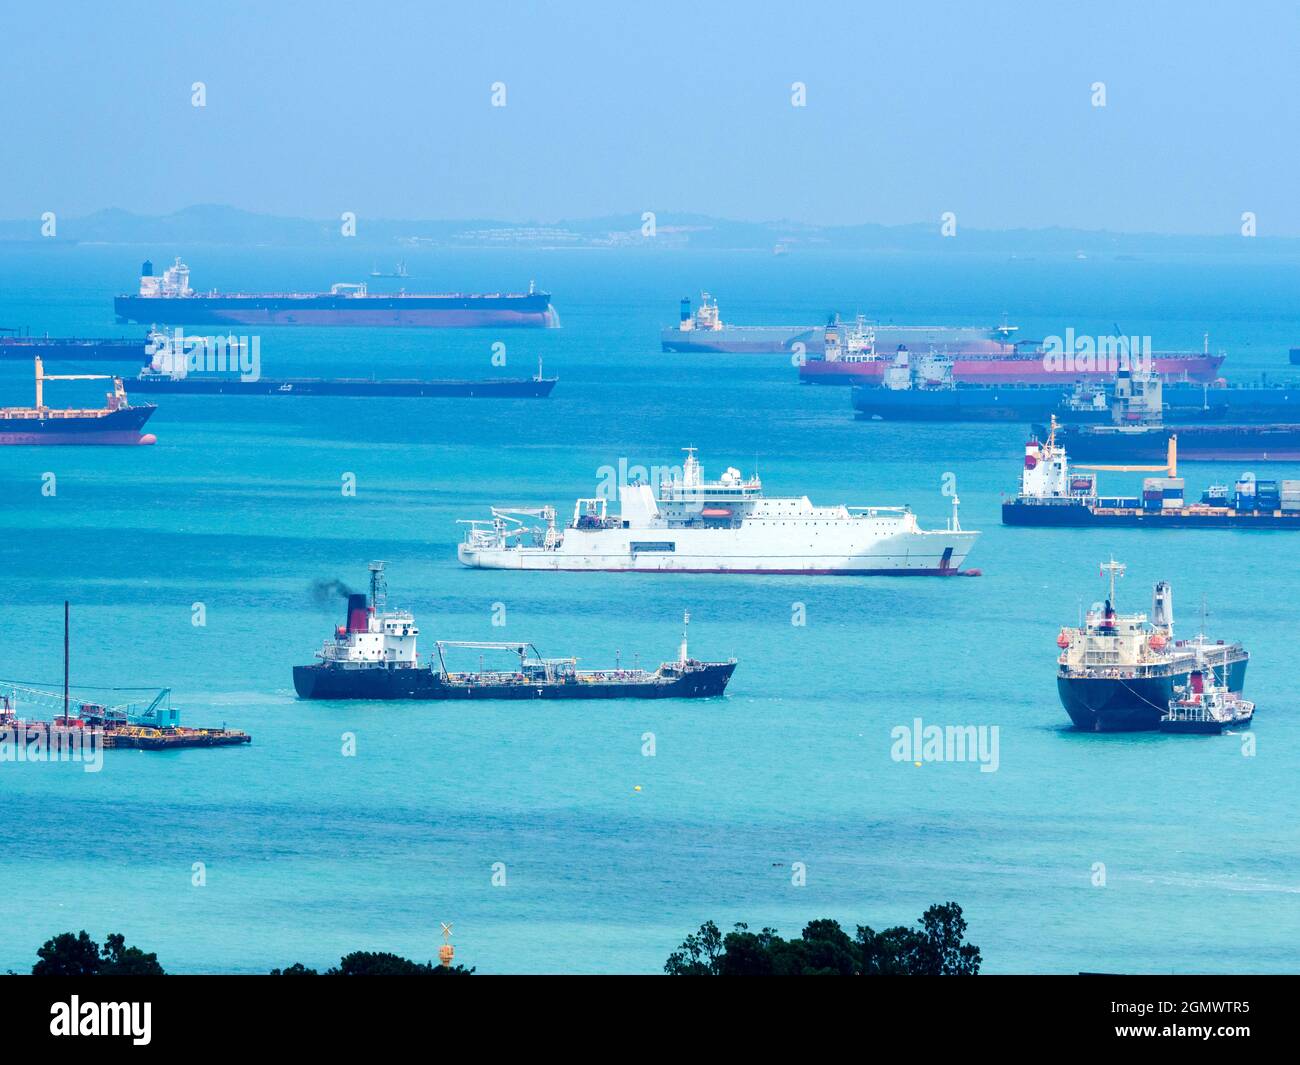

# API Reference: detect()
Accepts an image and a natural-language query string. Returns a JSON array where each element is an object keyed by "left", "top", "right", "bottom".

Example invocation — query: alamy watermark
[
  {"left": 146, "top": 327, "right": 260, "bottom": 382},
  {"left": 890, "top": 718, "right": 999, "bottom": 773},
  {"left": 1, "top": 723, "right": 104, "bottom": 773},
  {"left": 1042, "top": 330, "right": 1151, "bottom": 375}
]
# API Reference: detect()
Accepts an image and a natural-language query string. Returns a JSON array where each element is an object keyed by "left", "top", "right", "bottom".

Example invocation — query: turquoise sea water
[{"left": 2, "top": 245, "right": 1300, "bottom": 974}]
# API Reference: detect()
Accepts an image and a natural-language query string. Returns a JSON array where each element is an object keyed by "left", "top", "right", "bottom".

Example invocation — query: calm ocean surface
[{"left": 2, "top": 245, "right": 1299, "bottom": 973}]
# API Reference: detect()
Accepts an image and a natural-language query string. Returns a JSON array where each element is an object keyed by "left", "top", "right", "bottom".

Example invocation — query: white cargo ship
[{"left": 457, "top": 448, "right": 980, "bottom": 575}]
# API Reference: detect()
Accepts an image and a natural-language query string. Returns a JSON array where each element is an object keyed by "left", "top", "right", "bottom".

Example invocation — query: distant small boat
[{"left": 369, "top": 260, "right": 410, "bottom": 278}]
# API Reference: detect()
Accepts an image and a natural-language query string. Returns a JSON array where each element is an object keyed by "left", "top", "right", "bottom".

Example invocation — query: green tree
[
  {"left": 270, "top": 951, "right": 474, "bottom": 975},
  {"left": 33, "top": 931, "right": 101, "bottom": 976},
  {"left": 33, "top": 931, "right": 165, "bottom": 976},
  {"left": 666, "top": 903, "right": 980, "bottom": 976}
]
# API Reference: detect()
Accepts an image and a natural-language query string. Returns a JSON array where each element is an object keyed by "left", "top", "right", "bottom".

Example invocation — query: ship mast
[
  {"left": 679, "top": 611, "right": 690, "bottom": 665},
  {"left": 368, "top": 560, "right": 388, "bottom": 614},
  {"left": 1100, "top": 558, "right": 1126, "bottom": 606}
]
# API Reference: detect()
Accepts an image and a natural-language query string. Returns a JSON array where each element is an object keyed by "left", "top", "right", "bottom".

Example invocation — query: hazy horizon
[{"left": 1, "top": 0, "right": 1297, "bottom": 236}]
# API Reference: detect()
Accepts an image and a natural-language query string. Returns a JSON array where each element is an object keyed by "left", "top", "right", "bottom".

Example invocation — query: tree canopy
[
  {"left": 33, "top": 931, "right": 165, "bottom": 976},
  {"left": 271, "top": 951, "right": 473, "bottom": 975},
  {"left": 664, "top": 902, "right": 981, "bottom": 976}
]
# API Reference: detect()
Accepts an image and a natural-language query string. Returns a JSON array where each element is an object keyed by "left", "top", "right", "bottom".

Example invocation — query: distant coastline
[{"left": 3, "top": 205, "right": 1299, "bottom": 254}]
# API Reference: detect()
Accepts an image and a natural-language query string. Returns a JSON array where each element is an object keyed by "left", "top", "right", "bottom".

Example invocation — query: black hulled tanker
[
  {"left": 1054, "top": 562, "right": 1248, "bottom": 732},
  {"left": 293, "top": 563, "right": 735, "bottom": 701}
]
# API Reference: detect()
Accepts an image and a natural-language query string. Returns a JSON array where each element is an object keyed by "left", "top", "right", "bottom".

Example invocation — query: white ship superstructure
[{"left": 458, "top": 448, "right": 980, "bottom": 574}]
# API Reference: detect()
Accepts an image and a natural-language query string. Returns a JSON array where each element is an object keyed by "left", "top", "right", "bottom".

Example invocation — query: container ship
[
  {"left": 115, "top": 258, "right": 557, "bottom": 328},
  {"left": 0, "top": 329, "right": 152, "bottom": 363},
  {"left": 1003, "top": 418, "right": 1300, "bottom": 528},
  {"left": 852, "top": 356, "right": 1300, "bottom": 423},
  {"left": 662, "top": 296, "right": 1017, "bottom": 356},
  {"left": 802, "top": 320, "right": 1223, "bottom": 386},
  {"left": 1055, "top": 562, "right": 1248, "bottom": 731},
  {"left": 1, "top": 358, "right": 156, "bottom": 445},
  {"left": 458, "top": 446, "right": 980, "bottom": 575},
  {"left": 292, "top": 563, "right": 736, "bottom": 700}
]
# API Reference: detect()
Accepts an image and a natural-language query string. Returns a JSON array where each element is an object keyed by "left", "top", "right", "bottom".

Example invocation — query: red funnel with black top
[{"left": 346, "top": 593, "right": 369, "bottom": 633}]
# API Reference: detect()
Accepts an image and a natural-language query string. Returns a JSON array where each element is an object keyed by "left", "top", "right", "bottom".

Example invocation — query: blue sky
[{"left": 1, "top": 0, "right": 1296, "bottom": 234}]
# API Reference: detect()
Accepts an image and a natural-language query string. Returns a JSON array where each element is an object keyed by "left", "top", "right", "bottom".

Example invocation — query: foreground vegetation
[
  {"left": 26, "top": 932, "right": 472, "bottom": 975},
  {"left": 665, "top": 902, "right": 980, "bottom": 975}
]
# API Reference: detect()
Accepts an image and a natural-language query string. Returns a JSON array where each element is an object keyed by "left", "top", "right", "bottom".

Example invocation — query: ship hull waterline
[
  {"left": 292, "top": 662, "right": 736, "bottom": 700},
  {"left": 115, "top": 296, "right": 556, "bottom": 329},
  {"left": 1058, "top": 657, "right": 1249, "bottom": 732}
]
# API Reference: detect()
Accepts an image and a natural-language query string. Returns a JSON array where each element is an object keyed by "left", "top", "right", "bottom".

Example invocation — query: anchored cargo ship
[
  {"left": 458, "top": 446, "right": 979, "bottom": 574},
  {"left": 1055, "top": 562, "right": 1248, "bottom": 731},
  {"left": 0, "top": 329, "right": 152, "bottom": 363},
  {"left": 802, "top": 323, "right": 1224, "bottom": 386},
  {"left": 1048, "top": 422, "right": 1300, "bottom": 461},
  {"left": 853, "top": 356, "right": 1300, "bottom": 423},
  {"left": 661, "top": 295, "right": 1018, "bottom": 356},
  {"left": 0, "top": 358, "right": 156, "bottom": 445},
  {"left": 1003, "top": 418, "right": 1300, "bottom": 528},
  {"left": 115, "top": 258, "right": 557, "bottom": 328},
  {"left": 292, "top": 563, "right": 736, "bottom": 700},
  {"left": 133, "top": 338, "right": 557, "bottom": 398}
]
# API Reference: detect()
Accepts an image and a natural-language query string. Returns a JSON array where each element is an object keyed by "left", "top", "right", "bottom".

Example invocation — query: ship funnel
[
  {"left": 346, "top": 593, "right": 369, "bottom": 633},
  {"left": 680, "top": 297, "right": 691, "bottom": 323},
  {"left": 141, "top": 259, "right": 154, "bottom": 277},
  {"left": 1152, "top": 580, "right": 1173, "bottom": 629}
]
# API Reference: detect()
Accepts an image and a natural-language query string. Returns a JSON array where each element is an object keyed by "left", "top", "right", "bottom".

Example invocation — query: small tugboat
[
  {"left": 293, "top": 562, "right": 736, "bottom": 700},
  {"left": 0, "top": 358, "right": 156, "bottom": 445},
  {"left": 1160, "top": 668, "right": 1256, "bottom": 735},
  {"left": 1055, "top": 561, "right": 1249, "bottom": 731}
]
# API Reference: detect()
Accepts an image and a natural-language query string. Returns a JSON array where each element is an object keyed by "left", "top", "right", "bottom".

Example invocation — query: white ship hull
[{"left": 458, "top": 526, "right": 978, "bottom": 574}]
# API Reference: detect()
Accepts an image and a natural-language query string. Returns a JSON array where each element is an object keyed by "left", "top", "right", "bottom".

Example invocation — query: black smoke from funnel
[{"left": 310, "top": 578, "right": 353, "bottom": 608}]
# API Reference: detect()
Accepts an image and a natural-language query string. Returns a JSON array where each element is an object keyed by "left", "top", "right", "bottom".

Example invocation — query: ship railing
[{"left": 845, "top": 506, "right": 909, "bottom": 516}]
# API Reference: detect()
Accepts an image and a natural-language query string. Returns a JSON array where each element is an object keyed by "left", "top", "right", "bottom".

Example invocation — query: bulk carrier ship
[
  {"left": 0, "top": 359, "right": 156, "bottom": 445},
  {"left": 292, "top": 563, "right": 736, "bottom": 700},
  {"left": 115, "top": 259, "right": 557, "bottom": 328},
  {"left": 458, "top": 447, "right": 979, "bottom": 575},
  {"left": 1055, "top": 562, "right": 1248, "bottom": 731}
]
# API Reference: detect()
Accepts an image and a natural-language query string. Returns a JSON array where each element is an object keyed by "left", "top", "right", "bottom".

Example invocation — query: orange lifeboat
[
  {"left": 1149, "top": 633, "right": 1168, "bottom": 651},
  {"left": 1056, "top": 631, "right": 1070, "bottom": 649}
]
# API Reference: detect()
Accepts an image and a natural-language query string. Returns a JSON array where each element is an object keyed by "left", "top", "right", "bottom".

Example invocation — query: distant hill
[{"left": 2, "top": 205, "right": 1296, "bottom": 254}]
